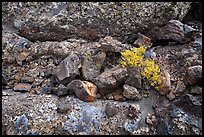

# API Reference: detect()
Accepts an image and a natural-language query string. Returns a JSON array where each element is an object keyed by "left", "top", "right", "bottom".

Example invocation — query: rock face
[
  {"left": 82, "top": 48, "right": 106, "bottom": 82},
  {"left": 67, "top": 80, "right": 98, "bottom": 102},
  {"left": 94, "top": 65, "right": 128, "bottom": 95},
  {"left": 52, "top": 53, "right": 81, "bottom": 86},
  {"left": 2, "top": 2, "right": 190, "bottom": 42},
  {"left": 184, "top": 65, "right": 202, "bottom": 86}
]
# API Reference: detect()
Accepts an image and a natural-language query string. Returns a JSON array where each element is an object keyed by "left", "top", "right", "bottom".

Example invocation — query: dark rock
[
  {"left": 105, "top": 102, "right": 118, "bottom": 117},
  {"left": 125, "top": 67, "right": 142, "bottom": 89},
  {"left": 67, "top": 80, "right": 97, "bottom": 102},
  {"left": 95, "top": 65, "right": 127, "bottom": 96},
  {"left": 53, "top": 53, "right": 81, "bottom": 86},
  {"left": 2, "top": 73, "right": 7, "bottom": 88},
  {"left": 2, "top": 3, "right": 190, "bottom": 42},
  {"left": 98, "top": 36, "right": 132, "bottom": 52},
  {"left": 40, "top": 87, "right": 52, "bottom": 94},
  {"left": 123, "top": 84, "right": 142, "bottom": 100},
  {"left": 190, "top": 86, "right": 202, "bottom": 95},
  {"left": 53, "top": 84, "right": 69, "bottom": 97},
  {"left": 156, "top": 20, "right": 185, "bottom": 44},
  {"left": 14, "top": 83, "right": 31, "bottom": 92},
  {"left": 184, "top": 65, "right": 202, "bottom": 86},
  {"left": 21, "top": 76, "right": 35, "bottom": 84},
  {"left": 172, "top": 80, "right": 186, "bottom": 96},
  {"left": 82, "top": 49, "right": 106, "bottom": 82}
]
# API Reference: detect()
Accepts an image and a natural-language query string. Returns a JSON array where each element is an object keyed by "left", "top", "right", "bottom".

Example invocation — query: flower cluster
[{"left": 120, "top": 45, "right": 162, "bottom": 90}]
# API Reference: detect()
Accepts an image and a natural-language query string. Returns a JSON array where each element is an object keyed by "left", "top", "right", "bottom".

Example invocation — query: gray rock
[
  {"left": 105, "top": 102, "right": 118, "bottom": 117},
  {"left": 172, "top": 80, "right": 186, "bottom": 96},
  {"left": 145, "top": 113, "right": 156, "bottom": 125},
  {"left": 184, "top": 65, "right": 202, "bottom": 86},
  {"left": 125, "top": 67, "right": 142, "bottom": 89},
  {"left": 2, "top": 2, "right": 190, "bottom": 42},
  {"left": 14, "top": 83, "right": 31, "bottom": 92},
  {"left": 57, "top": 103, "right": 71, "bottom": 114},
  {"left": 123, "top": 84, "right": 142, "bottom": 100},
  {"left": 190, "top": 86, "right": 202, "bottom": 95},
  {"left": 53, "top": 84, "right": 69, "bottom": 96},
  {"left": 53, "top": 53, "right": 81, "bottom": 86},
  {"left": 40, "top": 86, "right": 52, "bottom": 94},
  {"left": 98, "top": 36, "right": 132, "bottom": 52},
  {"left": 82, "top": 48, "right": 106, "bottom": 82},
  {"left": 94, "top": 65, "right": 128, "bottom": 95}
]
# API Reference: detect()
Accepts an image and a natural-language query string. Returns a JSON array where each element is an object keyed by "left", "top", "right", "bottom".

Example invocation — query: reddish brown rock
[
  {"left": 14, "top": 83, "right": 31, "bottom": 92},
  {"left": 158, "top": 69, "right": 171, "bottom": 95},
  {"left": 67, "top": 80, "right": 97, "bottom": 102},
  {"left": 184, "top": 65, "right": 202, "bottom": 86}
]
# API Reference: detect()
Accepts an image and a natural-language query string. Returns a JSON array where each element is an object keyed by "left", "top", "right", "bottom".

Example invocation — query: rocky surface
[
  {"left": 2, "top": 2, "right": 190, "bottom": 42},
  {"left": 2, "top": 2, "right": 202, "bottom": 135}
]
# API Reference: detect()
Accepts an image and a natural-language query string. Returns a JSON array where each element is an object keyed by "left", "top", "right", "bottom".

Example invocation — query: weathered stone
[
  {"left": 133, "top": 33, "right": 152, "bottom": 48},
  {"left": 158, "top": 69, "right": 171, "bottom": 95},
  {"left": 97, "top": 36, "right": 132, "bottom": 52},
  {"left": 53, "top": 53, "right": 81, "bottom": 86},
  {"left": 94, "top": 65, "right": 128, "bottom": 95},
  {"left": 184, "top": 65, "right": 202, "bottom": 86},
  {"left": 155, "top": 20, "right": 185, "bottom": 44},
  {"left": 166, "top": 92, "right": 176, "bottom": 101},
  {"left": 67, "top": 80, "right": 97, "bottom": 102},
  {"left": 21, "top": 76, "right": 35, "bottom": 84},
  {"left": 190, "top": 86, "right": 202, "bottom": 95},
  {"left": 2, "top": 2, "right": 190, "bottom": 42},
  {"left": 57, "top": 103, "right": 71, "bottom": 114},
  {"left": 105, "top": 102, "right": 118, "bottom": 117},
  {"left": 14, "top": 83, "right": 31, "bottom": 92},
  {"left": 125, "top": 68, "right": 142, "bottom": 89},
  {"left": 123, "top": 84, "right": 142, "bottom": 100},
  {"left": 173, "top": 80, "right": 186, "bottom": 96},
  {"left": 53, "top": 84, "right": 69, "bottom": 97},
  {"left": 82, "top": 49, "right": 106, "bottom": 82},
  {"left": 26, "top": 68, "right": 40, "bottom": 78}
]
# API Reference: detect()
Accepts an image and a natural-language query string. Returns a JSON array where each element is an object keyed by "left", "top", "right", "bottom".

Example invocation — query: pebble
[
  {"left": 53, "top": 84, "right": 69, "bottom": 97},
  {"left": 123, "top": 84, "right": 142, "bottom": 100},
  {"left": 184, "top": 65, "right": 202, "bottom": 86}
]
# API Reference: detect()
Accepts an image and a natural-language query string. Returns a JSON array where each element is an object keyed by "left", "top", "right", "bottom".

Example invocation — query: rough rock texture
[
  {"left": 184, "top": 65, "right": 202, "bottom": 86},
  {"left": 14, "top": 83, "right": 32, "bottom": 92},
  {"left": 82, "top": 48, "right": 106, "bottom": 82},
  {"left": 67, "top": 80, "right": 98, "bottom": 102},
  {"left": 2, "top": 2, "right": 190, "bottom": 42},
  {"left": 123, "top": 84, "right": 142, "bottom": 100},
  {"left": 94, "top": 65, "right": 128, "bottom": 96},
  {"left": 52, "top": 53, "right": 81, "bottom": 86}
]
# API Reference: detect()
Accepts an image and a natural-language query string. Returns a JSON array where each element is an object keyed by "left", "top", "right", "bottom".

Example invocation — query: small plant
[{"left": 120, "top": 45, "right": 162, "bottom": 90}]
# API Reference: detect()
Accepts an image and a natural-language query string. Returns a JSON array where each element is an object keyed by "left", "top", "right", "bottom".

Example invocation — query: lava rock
[
  {"left": 53, "top": 84, "right": 69, "bottom": 97},
  {"left": 105, "top": 102, "right": 118, "bottom": 117},
  {"left": 95, "top": 65, "right": 128, "bottom": 96},
  {"left": 2, "top": 3, "right": 190, "bottom": 42},
  {"left": 156, "top": 20, "right": 185, "bottom": 44},
  {"left": 21, "top": 76, "right": 35, "bottom": 84},
  {"left": 98, "top": 36, "right": 132, "bottom": 52},
  {"left": 123, "top": 84, "right": 142, "bottom": 100},
  {"left": 14, "top": 83, "right": 31, "bottom": 92},
  {"left": 67, "top": 80, "right": 97, "bottom": 102},
  {"left": 190, "top": 86, "right": 202, "bottom": 95},
  {"left": 53, "top": 53, "right": 81, "bottom": 86},
  {"left": 82, "top": 49, "right": 106, "bottom": 82},
  {"left": 184, "top": 65, "right": 202, "bottom": 86},
  {"left": 173, "top": 80, "right": 186, "bottom": 96},
  {"left": 125, "top": 67, "right": 142, "bottom": 89}
]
